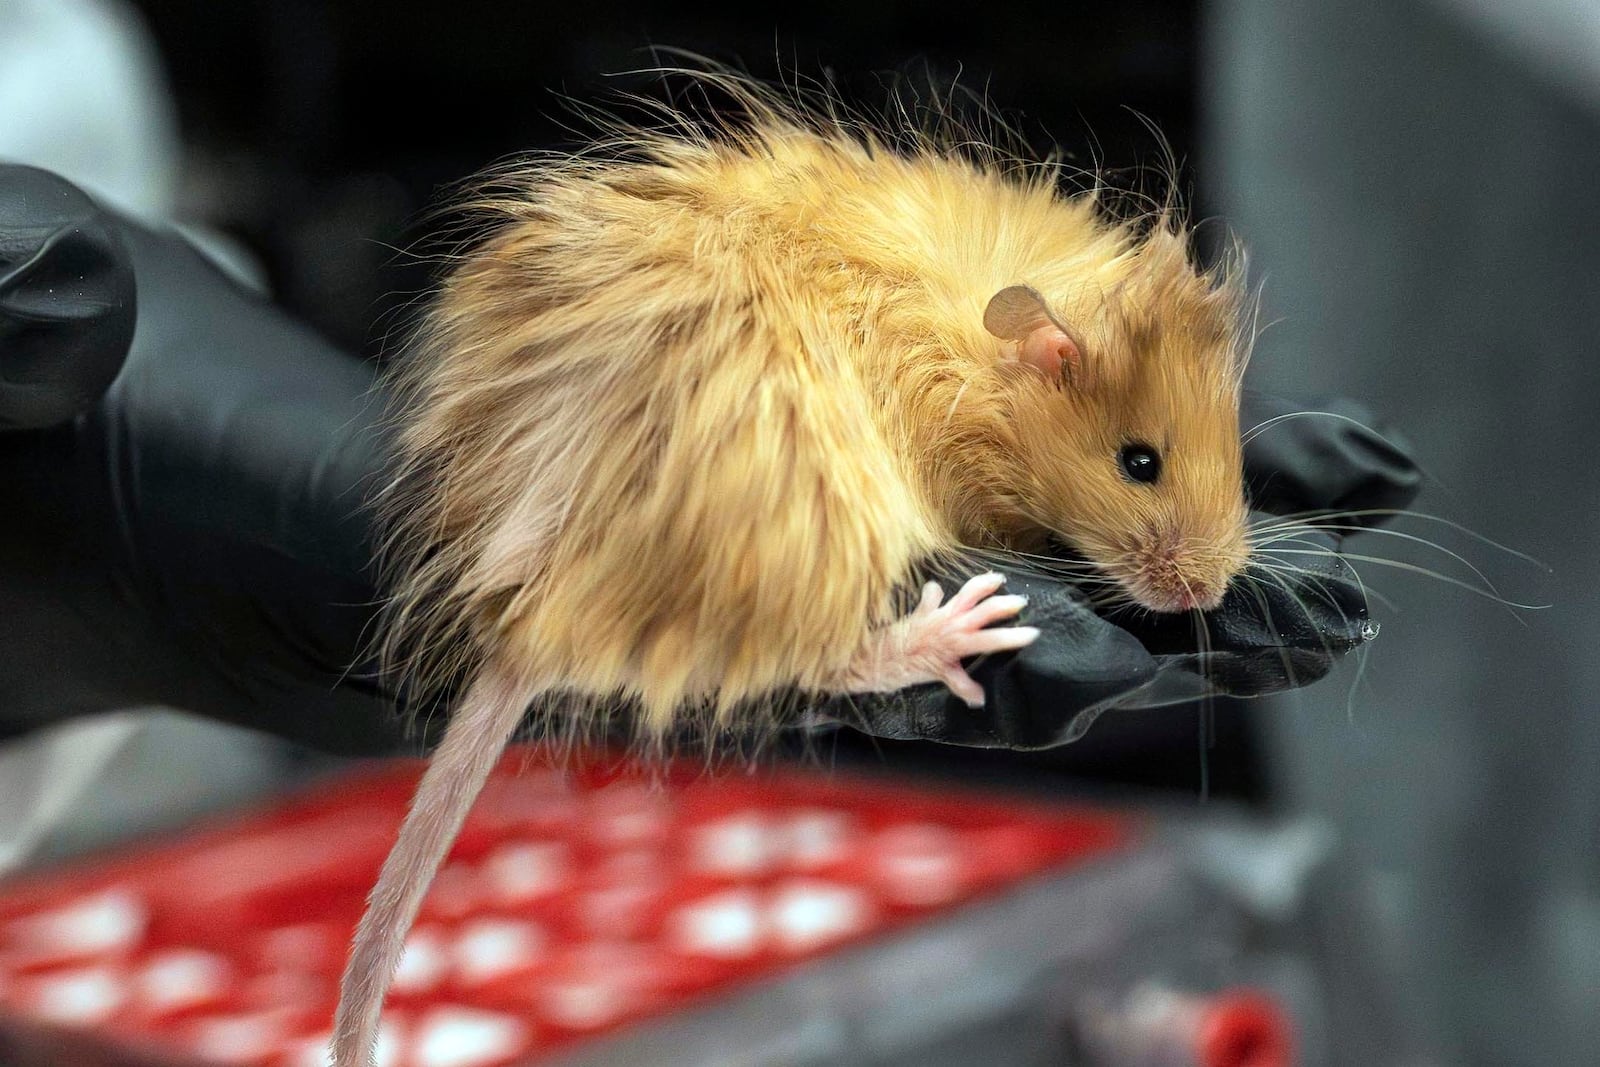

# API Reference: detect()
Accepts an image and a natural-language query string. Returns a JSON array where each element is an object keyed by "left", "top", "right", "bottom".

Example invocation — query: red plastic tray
[{"left": 0, "top": 748, "right": 1134, "bottom": 1067}]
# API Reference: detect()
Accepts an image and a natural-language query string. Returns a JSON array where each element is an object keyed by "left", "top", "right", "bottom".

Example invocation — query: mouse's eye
[{"left": 1118, "top": 443, "right": 1162, "bottom": 485}]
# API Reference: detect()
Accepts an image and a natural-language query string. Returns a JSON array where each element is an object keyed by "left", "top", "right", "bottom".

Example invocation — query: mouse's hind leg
[{"left": 829, "top": 573, "right": 1038, "bottom": 708}]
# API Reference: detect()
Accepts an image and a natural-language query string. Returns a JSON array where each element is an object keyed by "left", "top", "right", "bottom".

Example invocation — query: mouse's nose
[
  {"left": 1127, "top": 523, "right": 1244, "bottom": 613},
  {"left": 1175, "top": 578, "right": 1226, "bottom": 613}
]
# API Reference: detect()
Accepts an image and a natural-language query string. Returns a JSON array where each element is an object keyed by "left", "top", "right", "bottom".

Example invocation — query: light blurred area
[
  {"left": 0, "top": 1, "right": 1593, "bottom": 1065},
  {"left": 1204, "top": 0, "right": 1597, "bottom": 1064},
  {"left": 0, "top": 0, "right": 179, "bottom": 220}
]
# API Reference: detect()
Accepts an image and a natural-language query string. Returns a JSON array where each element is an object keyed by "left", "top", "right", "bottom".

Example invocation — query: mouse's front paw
[{"left": 839, "top": 572, "right": 1039, "bottom": 708}]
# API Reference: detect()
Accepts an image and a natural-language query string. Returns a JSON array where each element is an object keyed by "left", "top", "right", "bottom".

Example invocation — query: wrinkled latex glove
[
  {"left": 0, "top": 165, "right": 391, "bottom": 753},
  {"left": 816, "top": 391, "right": 1421, "bottom": 749},
  {"left": 0, "top": 164, "right": 1420, "bottom": 755},
  {"left": 0, "top": 167, "right": 134, "bottom": 430}
]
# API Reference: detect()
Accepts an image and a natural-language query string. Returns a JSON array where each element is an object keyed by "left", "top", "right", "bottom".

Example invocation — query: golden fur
[
  {"left": 382, "top": 94, "right": 1249, "bottom": 734},
  {"left": 336, "top": 80, "right": 1252, "bottom": 1067}
]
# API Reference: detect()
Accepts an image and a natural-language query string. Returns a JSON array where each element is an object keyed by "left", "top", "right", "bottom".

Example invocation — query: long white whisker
[
  {"left": 1232, "top": 570, "right": 1300, "bottom": 689},
  {"left": 1253, "top": 549, "right": 1548, "bottom": 614},
  {"left": 1248, "top": 509, "right": 1547, "bottom": 571},
  {"left": 1249, "top": 556, "right": 1398, "bottom": 613},
  {"left": 1241, "top": 409, "right": 1403, "bottom": 451},
  {"left": 1253, "top": 524, "right": 1511, "bottom": 603}
]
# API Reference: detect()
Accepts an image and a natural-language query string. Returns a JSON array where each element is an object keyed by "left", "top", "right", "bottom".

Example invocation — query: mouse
[{"left": 333, "top": 78, "right": 1251, "bottom": 1065}]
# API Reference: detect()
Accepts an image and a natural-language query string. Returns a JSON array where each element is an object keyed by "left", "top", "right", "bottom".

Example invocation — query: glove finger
[
  {"left": 1124, "top": 526, "right": 1374, "bottom": 696},
  {"left": 1241, "top": 390, "right": 1422, "bottom": 527},
  {"left": 0, "top": 165, "right": 136, "bottom": 431},
  {"left": 814, "top": 568, "right": 1161, "bottom": 749}
]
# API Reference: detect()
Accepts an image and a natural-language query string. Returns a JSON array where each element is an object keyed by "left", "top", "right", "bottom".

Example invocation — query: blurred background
[{"left": 0, "top": 0, "right": 1592, "bottom": 1065}]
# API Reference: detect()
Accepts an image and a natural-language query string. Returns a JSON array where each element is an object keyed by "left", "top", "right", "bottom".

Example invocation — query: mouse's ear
[{"left": 983, "top": 285, "right": 1084, "bottom": 383}]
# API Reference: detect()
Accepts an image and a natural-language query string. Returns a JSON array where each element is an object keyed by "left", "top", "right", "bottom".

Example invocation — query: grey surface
[
  {"left": 0, "top": 711, "right": 303, "bottom": 873},
  {"left": 1204, "top": 1, "right": 1599, "bottom": 1064},
  {"left": 549, "top": 833, "right": 1354, "bottom": 1067}
]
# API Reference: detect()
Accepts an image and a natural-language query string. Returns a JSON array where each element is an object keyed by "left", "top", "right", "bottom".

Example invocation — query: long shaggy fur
[
  {"left": 380, "top": 73, "right": 1247, "bottom": 734},
  {"left": 338, "top": 71, "right": 1251, "bottom": 1067}
]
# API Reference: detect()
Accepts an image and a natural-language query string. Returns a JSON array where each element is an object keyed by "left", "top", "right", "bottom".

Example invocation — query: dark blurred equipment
[{"left": 0, "top": 746, "right": 1406, "bottom": 1066}]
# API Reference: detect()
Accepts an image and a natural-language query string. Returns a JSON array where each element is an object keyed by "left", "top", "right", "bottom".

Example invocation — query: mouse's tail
[{"left": 330, "top": 664, "right": 540, "bottom": 1067}]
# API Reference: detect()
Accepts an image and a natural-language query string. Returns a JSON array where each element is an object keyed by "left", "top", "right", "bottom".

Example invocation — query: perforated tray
[{"left": 0, "top": 748, "right": 1135, "bottom": 1067}]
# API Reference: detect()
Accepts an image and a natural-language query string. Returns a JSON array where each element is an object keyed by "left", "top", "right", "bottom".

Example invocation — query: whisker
[
  {"left": 1240, "top": 410, "right": 1416, "bottom": 469},
  {"left": 1231, "top": 570, "right": 1301, "bottom": 689},
  {"left": 1179, "top": 572, "right": 1219, "bottom": 803},
  {"left": 1253, "top": 549, "right": 1548, "bottom": 615},
  {"left": 1248, "top": 556, "right": 1399, "bottom": 613},
  {"left": 1250, "top": 564, "right": 1372, "bottom": 718},
  {"left": 1248, "top": 509, "right": 1548, "bottom": 571},
  {"left": 1253, "top": 523, "right": 1512, "bottom": 605}
]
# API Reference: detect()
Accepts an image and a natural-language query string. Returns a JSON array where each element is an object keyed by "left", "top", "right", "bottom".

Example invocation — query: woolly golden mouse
[{"left": 333, "top": 85, "right": 1250, "bottom": 1064}]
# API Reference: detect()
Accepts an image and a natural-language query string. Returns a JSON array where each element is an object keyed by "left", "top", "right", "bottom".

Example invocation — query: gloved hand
[
  {"left": 0, "top": 164, "right": 1421, "bottom": 756},
  {"left": 824, "top": 520, "right": 1374, "bottom": 749},
  {"left": 828, "top": 391, "right": 1421, "bottom": 749},
  {"left": 0, "top": 164, "right": 393, "bottom": 754}
]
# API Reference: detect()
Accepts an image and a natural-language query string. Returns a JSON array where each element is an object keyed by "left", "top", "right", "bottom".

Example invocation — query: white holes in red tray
[
  {"left": 586, "top": 784, "right": 672, "bottom": 848},
  {"left": 255, "top": 923, "right": 347, "bottom": 973},
  {"left": 0, "top": 754, "right": 1126, "bottom": 1067},
  {"left": 451, "top": 918, "right": 547, "bottom": 987},
  {"left": 184, "top": 1006, "right": 299, "bottom": 1065},
  {"left": 4, "top": 888, "right": 147, "bottom": 965},
  {"left": 872, "top": 824, "right": 968, "bottom": 906},
  {"left": 667, "top": 888, "right": 763, "bottom": 959},
  {"left": 540, "top": 974, "right": 631, "bottom": 1032},
  {"left": 689, "top": 812, "right": 775, "bottom": 877},
  {"left": 134, "top": 948, "right": 233, "bottom": 1018},
  {"left": 535, "top": 943, "right": 657, "bottom": 1031},
  {"left": 571, "top": 883, "right": 657, "bottom": 941},
  {"left": 391, "top": 925, "right": 450, "bottom": 996},
  {"left": 242, "top": 968, "right": 327, "bottom": 1015},
  {"left": 781, "top": 809, "right": 856, "bottom": 870},
  {"left": 482, "top": 841, "right": 569, "bottom": 906},
  {"left": 666, "top": 879, "right": 873, "bottom": 961},
  {"left": 571, "top": 848, "right": 668, "bottom": 939},
  {"left": 687, "top": 808, "right": 859, "bottom": 879},
  {"left": 769, "top": 879, "right": 873, "bottom": 953},
  {"left": 285, "top": 1013, "right": 404, "bottom": 1067},
  {"left": 411, "top": 1005, "right": 531, "bottom": 1067},
  {"left": 17, "top": 963, "right": 126, "bottom": 1026}
]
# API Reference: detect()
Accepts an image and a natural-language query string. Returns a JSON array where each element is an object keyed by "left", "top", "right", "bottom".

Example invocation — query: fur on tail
[{"left": 330, "top": 665, "right": 538, "bottom": 1067}]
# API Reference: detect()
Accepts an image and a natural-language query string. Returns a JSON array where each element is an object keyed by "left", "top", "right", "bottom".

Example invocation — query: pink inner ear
[{"left": 1018, "top": 326, "right": 1081, "bottom": 379}]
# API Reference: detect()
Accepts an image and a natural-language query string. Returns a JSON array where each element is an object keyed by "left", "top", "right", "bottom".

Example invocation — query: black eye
[{"left": 1118, "top": 443, "right": 1162, "bottom": 485}]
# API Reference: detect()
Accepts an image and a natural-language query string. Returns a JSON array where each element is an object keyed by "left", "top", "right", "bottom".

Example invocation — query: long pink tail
[{"left": 330, "top": 667, "right": 537, "bottom": 1067}]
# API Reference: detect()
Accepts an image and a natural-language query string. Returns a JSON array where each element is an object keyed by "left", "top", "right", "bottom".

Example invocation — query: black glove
[
  {"left": 818, "top": 404, "right": 1421, "bottom": 749},
  {"left": 0, "top": 164, "right": 394, "bottom": 754},
  {"left": 0, "top": 164, "right": 1421, "bottom": 756},
  {"left": 0, "top": 168, "right": 135, "bottom": 431}
]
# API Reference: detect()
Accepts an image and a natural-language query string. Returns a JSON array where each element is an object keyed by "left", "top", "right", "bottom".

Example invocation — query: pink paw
[{"left": 845, "top": 573, "right": 1039, "bottom": 707}]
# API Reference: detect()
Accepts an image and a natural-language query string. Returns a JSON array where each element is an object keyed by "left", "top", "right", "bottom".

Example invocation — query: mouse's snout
[{"left": 1122, "top": 521, "right": 1249, "bottom": 614}]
